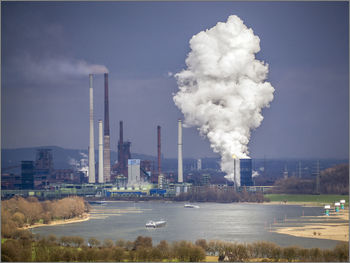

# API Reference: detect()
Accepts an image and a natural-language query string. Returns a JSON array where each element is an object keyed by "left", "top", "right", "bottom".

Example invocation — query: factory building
[
  {"left": 34, "top": 148, "right": 53, "bottom": 188},
  {"left": 127, "top": 159, "right": 141, "bottom": 187},
  {"left": 158, "top": 174, "right": 165, "bottom": 189},
  {"left": 1, "top": 173, "right": 21, "bottom": 189},
  {"left": 21, "top": 161, "right": 35, "bottom": 189},
  {"left": 112, "top": 121, "right": 131, "bottom": 179},
  {"left": 239, "top": 158, "right": 254, "bottom": 186}
]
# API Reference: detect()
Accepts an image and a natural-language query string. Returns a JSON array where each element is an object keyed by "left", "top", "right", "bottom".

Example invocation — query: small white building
[{"left": 128, "top": 159, "right": 141, "bottom": 188}]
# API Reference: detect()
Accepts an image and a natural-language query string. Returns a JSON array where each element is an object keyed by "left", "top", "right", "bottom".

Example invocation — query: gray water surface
[{"left": 32, "top": 201, "right": 342, "bottom": 249}]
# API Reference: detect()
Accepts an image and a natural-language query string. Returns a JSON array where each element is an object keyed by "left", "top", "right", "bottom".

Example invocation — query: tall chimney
[
  {"left": 118, "top": 121, "right": 124, "bottom": 172},
  {"left": 157, "top": 125, "right": 161, "bottom": 174},
  {"left": 98, "top": 120, "right": 104, "bottom": 183},
  {"left": 88, "top": 74, "right": 95, "bottom": 183},
  {"left": 120, "top": 121, "right": 124, "bottom": 145},
  {"left": 103, "top": 73, "right": 111, "bottom": 182},
  {"left": 178, "top": 119, "right": 183, "bottom": 183}
]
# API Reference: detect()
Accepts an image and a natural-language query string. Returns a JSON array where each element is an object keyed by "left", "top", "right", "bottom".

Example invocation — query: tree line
[
  {"left": 1, "top": 233, "right": 348, "bottom": 262},
  {"left": 1, "top": 196, "right": 89, "bottom": 237},
  {"left": 174, "top": 186, "right": 268, "bottom": 203},
  {"left": 272, "top": 164, "right": 349, "bottom": 194}
]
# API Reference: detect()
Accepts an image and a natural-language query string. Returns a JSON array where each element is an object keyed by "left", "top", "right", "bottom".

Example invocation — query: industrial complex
[{"left": 1, "top": 73, "right": 255, "bottom": 199}]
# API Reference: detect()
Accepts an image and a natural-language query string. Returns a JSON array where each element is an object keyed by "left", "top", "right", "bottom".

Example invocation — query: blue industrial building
[{"left": 240, "top": 159, "right": 253, "bottom": 186}]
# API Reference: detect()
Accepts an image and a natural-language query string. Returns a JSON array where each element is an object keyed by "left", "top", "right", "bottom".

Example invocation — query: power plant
[
  {"left": 86, "top": 75, "right": 252, "bottom": 190},
  {"left": 1, "top": 72, "right": 256, "bottom": 198}
]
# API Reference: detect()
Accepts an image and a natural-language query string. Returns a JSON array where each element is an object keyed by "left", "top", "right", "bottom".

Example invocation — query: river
[{"left": 32, "top": 201, "right": 341, "bottom": 249}]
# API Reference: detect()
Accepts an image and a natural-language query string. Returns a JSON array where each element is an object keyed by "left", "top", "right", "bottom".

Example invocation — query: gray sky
[{"left": 1, "top": 1, "right": 349, "bottom": 159}]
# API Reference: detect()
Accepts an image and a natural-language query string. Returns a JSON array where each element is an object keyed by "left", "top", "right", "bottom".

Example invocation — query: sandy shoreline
[
  {"left": 272, "top": 209, "right": 349, "bottom": 242},
  {"left": 21, "top": 213, "right": 90, "bottom": 230}
]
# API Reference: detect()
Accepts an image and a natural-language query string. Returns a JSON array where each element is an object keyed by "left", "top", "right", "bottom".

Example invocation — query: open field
[{"left": 264, "top": 194, "right": 349, "bottom": 205}]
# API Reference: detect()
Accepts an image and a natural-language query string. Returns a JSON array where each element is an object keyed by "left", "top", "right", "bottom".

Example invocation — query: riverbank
[
  {"left": 21, "top": 213, "right": 90, "bottom": 230},
  {"left": 264, "top": 194, "right": 349, "bottom": 206},
  {"left": 272, "top": 209, "right": 349, "bottom": 242}
]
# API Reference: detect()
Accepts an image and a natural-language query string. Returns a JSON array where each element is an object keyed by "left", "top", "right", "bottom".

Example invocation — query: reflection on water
[{"left": 32, "top": 201, "right": 341, "bottom": 249}]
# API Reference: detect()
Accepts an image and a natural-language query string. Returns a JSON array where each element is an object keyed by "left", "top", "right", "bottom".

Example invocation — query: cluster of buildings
[{"left": 1, "top": 148, "right": 86, "bottom": 190}]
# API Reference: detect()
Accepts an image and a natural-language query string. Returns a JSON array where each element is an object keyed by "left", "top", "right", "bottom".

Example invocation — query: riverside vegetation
[
  {"left": 1, "top": 196, "right": 89, "bottom": 237},
  {"left": 1, "top": 233, "right": 348, "bottom": 262},
  {"left": 174, "top": 186, "right": 268, "bottom": 203},
  {"left": 2, "top": 197, "right": 349, "bottom": 262}
]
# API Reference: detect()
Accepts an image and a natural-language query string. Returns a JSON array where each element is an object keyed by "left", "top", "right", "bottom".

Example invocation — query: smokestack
[
  {"left": 88, "top": 74, "right": 95, "bottom": 183},
  {"left": 178, "top": 119, "right": 183, "bottom": 183},
  {"left": 98, "top": 120, "right": 104, "bottom": 183},
  {"left": 120, "top": 121, "right": 123, "bottom": 145},
  {"left": 103, "top": 73, "right": 111, "bottom": 182},
  {"left": 117, "top": 121, "right": 124, "bottom": 173},
  {"left": 157, "top": 125, "right": 161, "bottom": 174}
]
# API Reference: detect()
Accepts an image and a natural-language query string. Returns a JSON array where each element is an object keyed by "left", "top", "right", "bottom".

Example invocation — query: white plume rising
[{"left": 173, "top": 15, "right": 274, "bottom": 183}]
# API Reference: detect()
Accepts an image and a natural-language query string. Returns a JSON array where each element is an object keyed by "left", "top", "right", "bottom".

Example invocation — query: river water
[{"left": 32, "top": 201, "right": 341, "bottom": 249}]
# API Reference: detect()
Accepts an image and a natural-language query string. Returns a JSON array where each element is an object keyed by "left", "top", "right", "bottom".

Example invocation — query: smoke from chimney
[{"left": 173, "top": 15, "right": 275, "bottom": 185}]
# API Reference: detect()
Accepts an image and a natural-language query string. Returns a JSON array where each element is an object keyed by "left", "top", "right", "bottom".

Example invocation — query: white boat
[
  {"left": 184, "top": 203, "right": 200, "bottom": 208},
  {"left": 145, "top": 220, "right": 166, "bottom": 228}
]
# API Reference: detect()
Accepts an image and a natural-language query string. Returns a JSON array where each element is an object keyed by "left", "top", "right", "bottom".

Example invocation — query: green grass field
[{"left": 264, "top": 194, "right": 349, "bottom": 205}]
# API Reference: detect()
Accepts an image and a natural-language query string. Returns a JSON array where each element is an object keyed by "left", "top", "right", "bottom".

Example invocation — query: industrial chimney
[
  {"left": 157, "top": 125, "right": 161, "bottom": 174},
  {"left": 88, "top": 74, "right": 96, "bottom": 183},
  {"left": 103, "top": 73, "right": 111, "bottom": 182},
  {"left": 98, "top": 120, "right": 104, "bottom": 183},
  {"left": 178, "top": 119, "right": 183, "bottom": 183},
  {"left": 118, "top": 121, "right": 124, "bottom": 172}
]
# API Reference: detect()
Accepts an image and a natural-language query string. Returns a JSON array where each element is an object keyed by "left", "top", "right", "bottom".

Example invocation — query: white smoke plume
[
  {"left": 173, "top": 15, "right": 274, "bottom": 184},
  {"left": 252, "top": 170, "right": 260, "bottom": 178},
  {"left": 16, "top": 55, "right": 109, "bottom": 83},
  {"left": 37, "top": 58, "right": 109, "bottom": 76}
]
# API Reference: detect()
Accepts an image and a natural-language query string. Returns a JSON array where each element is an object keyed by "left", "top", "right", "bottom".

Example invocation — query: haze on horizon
[{"left": 1, "top": 1, "right": 349, "bottom": 160}]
